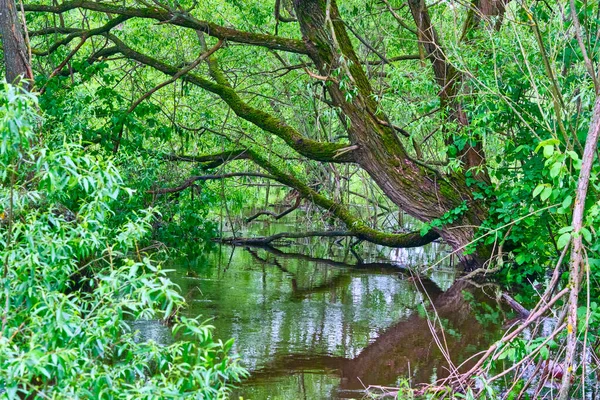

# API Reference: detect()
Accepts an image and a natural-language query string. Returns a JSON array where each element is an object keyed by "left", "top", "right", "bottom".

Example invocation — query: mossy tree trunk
[{"left": 293, "top": 0, "right": 489, "bottom": 268}]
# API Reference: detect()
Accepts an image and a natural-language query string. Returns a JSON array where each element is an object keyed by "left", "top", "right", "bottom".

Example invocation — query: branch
[
  {"left": 246, "top": 194, "right": 301, "bottom": 223},
  {"left": 343, "top": 20, "right": 389, "bottom": 64},
  {"left": 98, "top": 34, "right": 355, "bottom": 163},
  {"left": 23, "top": 1, "right": 308, "bottom": 54},
  {"left": 30, "top": 15, "right": 130, "bottom": 56},
  {"left": 220, "top": 228, "right": 437, "bottom": 248},
  {"left": 365, "top": 54, "right": 420, "bottom": 65},
  {"left": 501, "top": 293, "right": 530, "bottom": 318},
  {"left": 381, "top": 0, "right": 418, "bottom": 35},
  {"left": 147, "top": 172, "right": 276, "bottom": 194},
  {"left": 159, "top": 149, "right": 251, "bottom": 168},
  {"left": 43, "top": 36, "right": 88, "bottom": 87},
  {"left": 219, "top": 230, "right": 354, "bottom": 245},
  {"left": 558, "top": 95, "right": 600, "bottom": 399},
  {"left": 245, "top": 149, "right": 440, "bottom": 248},
  {"left": 274, "top": 0, "right": 296, "bottom": 24}
]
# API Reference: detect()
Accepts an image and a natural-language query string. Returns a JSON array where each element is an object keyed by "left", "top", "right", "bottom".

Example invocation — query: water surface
[{"left": 167, "top": 218, "right": 509, "bottom": 399}]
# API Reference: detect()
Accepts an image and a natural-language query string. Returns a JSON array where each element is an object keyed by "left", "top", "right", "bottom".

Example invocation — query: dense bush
[{"left": 0, "top": 84, "right": 246, "bottom": 399}]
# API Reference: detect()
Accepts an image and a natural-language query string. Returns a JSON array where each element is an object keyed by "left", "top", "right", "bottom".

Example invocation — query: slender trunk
[
  {"left": 407, "top": 0, "right": 488, "bottom": 176},
  {"left": 0, "top": 0, "right": 33, "bottom": 86},
  {"left": 558, "top": 95, "right": 600, "bottom": 400}
]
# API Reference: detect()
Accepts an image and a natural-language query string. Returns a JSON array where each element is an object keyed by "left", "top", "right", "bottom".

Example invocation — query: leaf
[
  {"left": 535, "top": 138, "right": 560, "bottom": 152},
  {"left": 557, "top": 232, "right": 571, "bottom": 249},
  {"left": 566, "top": 150, "right": 579, "bottom": 161},
  {"left": 558, "top": 226, "right": 573, "bottom": 234},
  {"left": 549, "top": 162, "right": 561, "bottom": 178},
  {"left": 540, "top": 186, "right": 552, "bottom": 201},
  {"left": 562, "top": 195, "right": 572, "bottom": 209},
  {"left": 580, "top": 227, "right": 592, "bottom": 243},
  {"left": 533, "top": 184, "right": 545, "bottom": 198},
  {"left": 543, "top": 145, "right": 555, "bottom": 158}
]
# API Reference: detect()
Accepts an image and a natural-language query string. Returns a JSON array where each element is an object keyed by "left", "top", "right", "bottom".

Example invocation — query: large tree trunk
[
  {"left": 294, "top": 0, "right": 490, "bottom": 268},
  {"left": 0, "top": 0, "right": 33, "bottom": 86}
]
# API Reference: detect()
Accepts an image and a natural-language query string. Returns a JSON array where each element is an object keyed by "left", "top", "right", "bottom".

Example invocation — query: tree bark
[{"left": 0, "top": 0, "right": 33, "bottom": 86}]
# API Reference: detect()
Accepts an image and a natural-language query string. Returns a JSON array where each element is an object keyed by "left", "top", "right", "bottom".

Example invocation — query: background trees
[{"left": 11, "top": 0, "right": 595, "bottom": 270}]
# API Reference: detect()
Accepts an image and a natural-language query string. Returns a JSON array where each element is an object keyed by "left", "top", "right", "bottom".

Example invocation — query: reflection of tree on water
[
  {"left": 171, "top": 241, "right": 507, "bottom": 398},
  {"left": 241, "top": 246, "right": 506, "bottom": 393},
  {"left": 245, "top": 245, "right": 439, "bottom": 301}
]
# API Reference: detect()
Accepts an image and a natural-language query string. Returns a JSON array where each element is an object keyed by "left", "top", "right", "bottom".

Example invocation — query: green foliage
[
  {"left": 420, "top": 201, "right": 468, "bottom": 236},
  {"left": 11, "top": 0, "right": 600, "bottom": 396},
  {"left": 0, "top": 84, "right": 246, "bottom": 398}
]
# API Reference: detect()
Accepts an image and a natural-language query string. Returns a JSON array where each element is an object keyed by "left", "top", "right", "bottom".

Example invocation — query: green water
[{"left": 162, "top": 218, "right": 508, "bottom": 399}]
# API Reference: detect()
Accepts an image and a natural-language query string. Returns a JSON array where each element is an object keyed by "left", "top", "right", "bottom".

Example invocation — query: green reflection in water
[
  {"left": 165, "top": 218, "right": 506, "bottom": 399},
  {"left": 236, "top": 373, "right": 341, "bottom": 400}
]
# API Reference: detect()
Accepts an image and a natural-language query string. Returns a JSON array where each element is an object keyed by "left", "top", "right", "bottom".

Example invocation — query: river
[{"left": 159, "top": 216, "right": 509, "bottom": 399}]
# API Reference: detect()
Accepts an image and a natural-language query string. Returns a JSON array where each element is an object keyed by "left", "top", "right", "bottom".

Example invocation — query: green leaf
[
  {"left": 540, "top": 186, "right": 552, "bottom": 201},
  {"left": 549, "top": 162, "right": 561, "bottom": 178},
  {"left": 580, "top": 227, "right": 592, "bottom": 243},
  {"left": 558, "top": 226, "right": 573, "bottom": 234},
  {"left": 535, "top": 138, "right": 560, "bottom": 152},
  {"left": 566, "top": 150, "right": 579, "bottom": 161},
  {"left": 533, "top": 184, "right": 545, "bottom": 198},
  {"left": 543, "top": 145, "right": 555, "bottom": 158},
  {"left": 557, "top": 232, "right": 571, "bottom": 249},
  {"left": 562, "top": 195, "right": 572, "bottom": 209}
]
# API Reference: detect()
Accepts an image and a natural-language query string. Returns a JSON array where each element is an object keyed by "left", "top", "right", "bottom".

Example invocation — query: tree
[
  {"left": 10, "top": 0, "right": 600, "bottom": 269},
  {"left": 12, "top": 0, "right": 496, "bottom": 268},
  {"left": 4, "top": 0, "right": 600, "bottom": 397},
  {"left": 0, "top": 0, "right": 33, "bottom": 85}
]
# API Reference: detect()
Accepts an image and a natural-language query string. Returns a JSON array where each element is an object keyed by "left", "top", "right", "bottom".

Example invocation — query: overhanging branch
[
  {"left": 30, "top": 15, "right": 130, "bottom": 56},
  {"left": 148, "top": 172, "right": 276, "bottom": 194},
  {"left": 219, "top": 230, "right": 353, "bottom": 245},
  {"left": 159, "top": 149, "right": 251, "bottom": 168},
  {"left": 95, "top": 34, "right": 356, "bottom": 163},
  {"left": 219, "top": 229, "right": 437, "bottom": 248},
  {"left": 245, "top": 149, "right": 440, "bottom": 248},
  {"left": 23, "top": 1, "right": 309, "bottom": 54}
]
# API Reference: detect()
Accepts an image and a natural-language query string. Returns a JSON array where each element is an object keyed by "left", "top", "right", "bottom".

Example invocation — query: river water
[{"left": 161, "top": 217, "right": 510, "bottom": 399}]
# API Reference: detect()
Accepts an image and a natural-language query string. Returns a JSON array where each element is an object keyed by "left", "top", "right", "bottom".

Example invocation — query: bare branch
[
  {"left": 246, "top": 194, "right": 302, "bottom": 223},
  {"left": 148, "top": 172, "right": 277, "bottom": 195},
  {"left": 558, "top": 95, "right": 600, "bottom": 399}
]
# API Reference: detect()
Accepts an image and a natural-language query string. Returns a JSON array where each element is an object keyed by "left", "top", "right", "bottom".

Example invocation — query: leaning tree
[{"left": 3, "top": 0, "right": 592, "bottom": 268}]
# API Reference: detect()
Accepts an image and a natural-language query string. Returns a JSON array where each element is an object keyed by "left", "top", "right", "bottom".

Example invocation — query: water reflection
[{"left": 165, "top": 228, "right": 509, "bottom": 399}]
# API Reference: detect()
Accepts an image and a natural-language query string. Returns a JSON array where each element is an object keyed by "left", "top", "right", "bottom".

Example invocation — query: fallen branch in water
[
  {"left": 217, "top": 229, "right": 439, "bottom": 248},
  {"left": 217, "top": 230, "right": 353, "bottom": 245}
]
